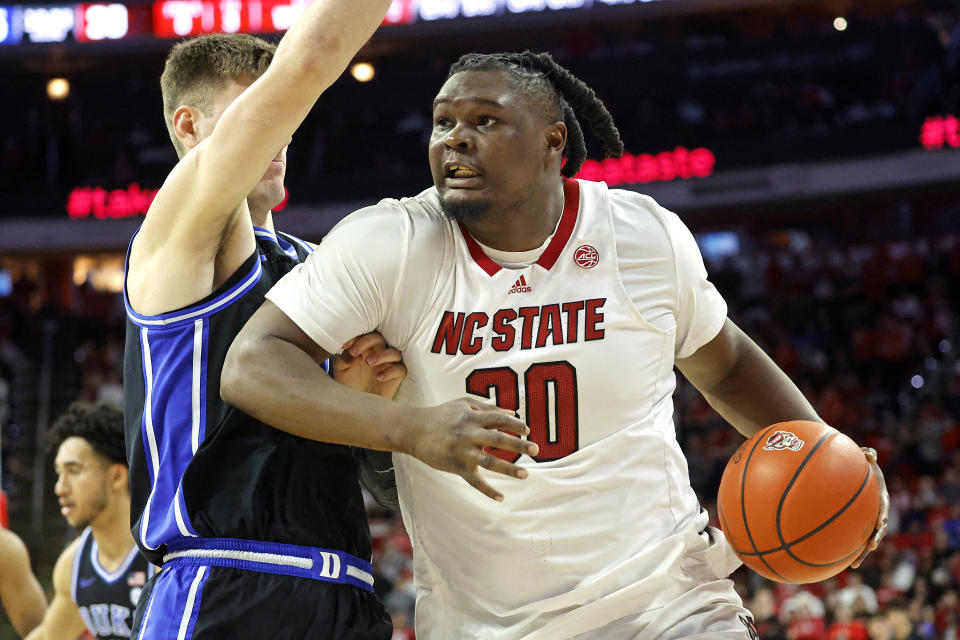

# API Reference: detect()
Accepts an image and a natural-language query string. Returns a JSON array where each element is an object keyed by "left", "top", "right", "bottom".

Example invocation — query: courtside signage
[
  {"left": 574, "top": 146, "right": 715, "bottom": 186},
  {"left": 66, "top": 183, "right": 289, "bottom": 218},
  {"left": 920, "top": 115, "right": 960, "bottom": 151}
]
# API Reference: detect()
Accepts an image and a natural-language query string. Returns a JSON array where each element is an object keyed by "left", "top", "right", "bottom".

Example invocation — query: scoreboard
[{"left": 0, "top": 0, "right": 675, "bottom": 45}]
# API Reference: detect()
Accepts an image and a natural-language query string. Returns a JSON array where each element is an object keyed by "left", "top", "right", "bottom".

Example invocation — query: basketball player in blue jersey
[
  {"left": 223, "top": 52, "right": 891, "bottom": 639},
  {"left": 26, "top": 402, "right": 151, "bottom": 640},
  {"left": 0, "top": 528, "right": 45, "bottom": 636},
  {"left": 122, "top": 2, "right": 406, "bottom": 638}
]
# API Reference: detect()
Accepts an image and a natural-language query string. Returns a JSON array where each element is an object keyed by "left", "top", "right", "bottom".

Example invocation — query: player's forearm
[
  {"left": 700, "top": 339, "right": 821, "bottom": 438},
  {"left": 271, "top": 0, "right": 392, "bottom": 86},
  {"left": 222, "top": 333, "right": 420, "bottom": 454}
]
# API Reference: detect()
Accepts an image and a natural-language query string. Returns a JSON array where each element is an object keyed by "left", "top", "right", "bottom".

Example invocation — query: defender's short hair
[{"left": 160, "top": 33, "right": 276, "bottom": 157}]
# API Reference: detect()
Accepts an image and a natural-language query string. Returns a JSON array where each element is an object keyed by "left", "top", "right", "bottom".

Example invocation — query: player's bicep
[
  {"left": 0, "top": 533, "right": 45, "bottom": 636},
  {"left": 265, "top": 215, "right": 406, "bottom": 353},
  {"left": 675, "top": 318, "right": 744, "bottom": 393},
  {"left": 239, "top": 299, "right": 333, "bottom": 367}
]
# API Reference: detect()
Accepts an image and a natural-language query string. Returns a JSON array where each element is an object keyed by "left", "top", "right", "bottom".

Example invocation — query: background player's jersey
[
  {"left": 267, "top": 179, "right": 743, "bottom": 638},
  {"left": 122, "top": 227, "right": 372, "bottom": 567},
  {"left": 70, "top": 528, "right": 152, "bottom": 639}
]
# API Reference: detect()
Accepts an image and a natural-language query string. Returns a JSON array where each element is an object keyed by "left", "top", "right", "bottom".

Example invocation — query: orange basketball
[{"left": 717, "top": 420, "right": 879, "bottom": 584}]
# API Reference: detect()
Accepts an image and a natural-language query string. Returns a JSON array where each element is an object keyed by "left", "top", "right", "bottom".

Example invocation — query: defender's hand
[
  {"left": 851, "top": 446, "right": 889, "bottom": 569},
  {"left": 409, "top": 398, "right": 538, "bottom": 502},
  {"left": 333, "top": 332, "right": 406, "bottom": 399}
]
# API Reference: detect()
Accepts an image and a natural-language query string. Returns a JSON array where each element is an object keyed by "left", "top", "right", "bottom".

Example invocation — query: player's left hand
[
  {"left": 333, "top": 332, "right": 407, "bottom": 399},
  {"left": 850, "top": 446, "right": 889, "bottom": 569}
]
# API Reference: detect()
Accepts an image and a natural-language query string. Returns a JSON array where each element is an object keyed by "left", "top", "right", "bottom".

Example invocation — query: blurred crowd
[
  {"left": 1, "top": 7, "right": 957, "bottom": 218},
  {"left": 674, "top": 230, "right": 960, "bottom": 640}
]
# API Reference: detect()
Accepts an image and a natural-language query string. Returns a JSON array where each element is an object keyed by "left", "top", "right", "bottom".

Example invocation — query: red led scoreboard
[{"left": 0, "top": 0, "right": 673, "bottom": 45}]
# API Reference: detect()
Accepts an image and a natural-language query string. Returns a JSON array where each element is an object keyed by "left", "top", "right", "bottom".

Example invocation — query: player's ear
[
  {"left": 109, "top": 463, "right": 129, "bottom": 493},
  {"left": 173, "top": 105, "right": 202, "bottom": 152},
  {"left": 545, "top": 122, "right": 566, "bottom": 156}
]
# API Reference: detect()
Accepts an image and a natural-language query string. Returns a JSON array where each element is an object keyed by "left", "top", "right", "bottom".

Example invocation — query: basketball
[{"left": 717, "top": 420, "right": 880, "bottom": 584}]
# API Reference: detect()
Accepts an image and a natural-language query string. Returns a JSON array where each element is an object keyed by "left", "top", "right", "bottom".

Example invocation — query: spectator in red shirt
[{"left": 828, "top": 605, "right": 869, "bottom": 640}]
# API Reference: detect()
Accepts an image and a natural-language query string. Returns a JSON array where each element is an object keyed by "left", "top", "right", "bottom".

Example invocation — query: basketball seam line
[
  {"left": 740, "top": 424, "right": 789, "bottom": 582},
  {"left": 734, "top": 464, "right": 871, "bottom": 559},
  {"left": 775, "top": 430, "right": 856, "bottom": 569}
]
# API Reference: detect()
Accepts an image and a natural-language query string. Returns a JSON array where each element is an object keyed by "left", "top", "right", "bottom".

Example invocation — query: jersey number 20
[{"left": 466, "top": 361, "right": 578, "bottom": 462}]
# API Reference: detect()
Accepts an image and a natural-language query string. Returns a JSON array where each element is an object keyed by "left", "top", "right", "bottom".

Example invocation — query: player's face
[
  {"left": 429, "top": 71, "right": 555, "bottom": 222},
  {"left": 54, "top": 437, "right": 112, "bottom": 529},
  {"left": 197, "top": 77, "right": 289, "bottom": 212}
]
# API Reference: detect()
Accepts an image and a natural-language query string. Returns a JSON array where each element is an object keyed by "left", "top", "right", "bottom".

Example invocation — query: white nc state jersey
[{"left": 266, "top": 179, "right": 742, "bottom": 639}]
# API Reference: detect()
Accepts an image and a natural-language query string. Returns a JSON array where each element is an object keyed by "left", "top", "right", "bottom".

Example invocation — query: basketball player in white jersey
[{"left": 222, "top": 52, "right": 889, "bottom": 639}]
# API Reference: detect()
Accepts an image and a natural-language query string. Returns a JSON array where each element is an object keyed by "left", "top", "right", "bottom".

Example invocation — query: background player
[
  {"left": 122, "top": 2, "right": 404, "bottom": 638},
  {"left": 27, "top": 401, "right": 150, "bottom": 640},
  {"left": 0, "top": 527, "right": 45, "bottom": 637},
  {"left": 223, "top": 51, "right": 889, "bottom": 638}
]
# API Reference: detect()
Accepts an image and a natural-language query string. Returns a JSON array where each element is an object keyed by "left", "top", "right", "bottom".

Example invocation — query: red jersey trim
[
  {"left": 457, "top": 178, "right": 581, "bottom": 277},
  {"left": 457, "top": 220, "right": 502, "bottom": 276},
  {"left": 536, "top": 178, "right": 580, "bottom": 271}
]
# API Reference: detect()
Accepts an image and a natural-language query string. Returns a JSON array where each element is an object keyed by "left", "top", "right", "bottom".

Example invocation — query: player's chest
[{"left": 402, "top": 261, "right": 676, "bottom": 449}]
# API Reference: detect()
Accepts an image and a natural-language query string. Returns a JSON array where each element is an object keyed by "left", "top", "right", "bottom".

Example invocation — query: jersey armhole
[
  {"left": 124, "top": 230, "right": 262, "bottom": 329},
  {"left": 69, "top": 528, "right": 91, "bottom": 604}
]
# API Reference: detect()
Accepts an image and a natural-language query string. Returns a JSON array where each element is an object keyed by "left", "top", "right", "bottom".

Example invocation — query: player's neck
[
  {"left": 90, "top": 495, "right": 134, "bottom": 567},
  {"left": 461, "top": 180, "right": 564, "bottom": 252},
  {"left": 249, "top": 206, "right": 274, "bottom": 231}
]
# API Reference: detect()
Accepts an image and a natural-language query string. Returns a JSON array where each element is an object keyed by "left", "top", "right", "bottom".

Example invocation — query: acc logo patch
[
  {"left": 762, "top": 430, "right": 805, "bottom": 452},
  {"left": 574, "top": 245, "right": 599, "bottom": 269}
]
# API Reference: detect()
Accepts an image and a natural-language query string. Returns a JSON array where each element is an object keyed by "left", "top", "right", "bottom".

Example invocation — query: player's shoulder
[
  {"left": 0, "top": 527, "right": 30, "bottom": 567},
  {"left": 52, "top": 534, "right": 85, "bottom": 591},
  {"left": 324, "top": 187, "right": 450, "bottom": 256},
  {"left": 602, "top": 186, "right": 685, "bottom": 255}
]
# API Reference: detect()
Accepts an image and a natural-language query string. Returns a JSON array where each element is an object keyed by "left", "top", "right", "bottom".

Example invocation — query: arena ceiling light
[
  {"left": 833, "top": 16, "right": 848, "bottom": 31},
  {"left": 46, "top": 77, "right": 70, "bottom": 101},
  {"left": 350, "top": 62, "right": 375, "bottom": 83}
]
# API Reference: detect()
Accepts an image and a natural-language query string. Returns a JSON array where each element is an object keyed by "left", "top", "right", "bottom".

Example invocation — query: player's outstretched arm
[
  {"left": 0, "top": 528, "right": 46, "bottom": 638},
  {"left": 128, "top": 0, "right": 393, "bottom": 315},
  {"left": 676, "top": 317, "right": 889, "bottom": 566},
  {"left": 23, "top": 539, "right": 86, "bottom": 640},
  {"left": 222, "top": 301, "right": 539, "bottom": 501}
]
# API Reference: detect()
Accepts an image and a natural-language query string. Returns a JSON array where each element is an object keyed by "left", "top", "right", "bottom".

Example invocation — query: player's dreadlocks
[{"left": 447, "top": 51, "right": 624, "bottom": 178}]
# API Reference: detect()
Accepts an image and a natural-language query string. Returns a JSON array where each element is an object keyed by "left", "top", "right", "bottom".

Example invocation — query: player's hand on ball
[
  {"left": 410, "top": 398, "right": 538, "bottom": 502},
  {"left": 333, "top": 332, "right": 407, "bottom": 399},
  {"left": 851, "top": 447, "right": 889, "bottom": 569}
]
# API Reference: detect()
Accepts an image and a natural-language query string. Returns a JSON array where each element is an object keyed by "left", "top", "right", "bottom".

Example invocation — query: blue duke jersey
[
  {"left": 70, "top": 528, "right": 153, "bottom": 639},
  {"left": 266, "top": 179, "right": 745, "bottom": 639},
  {"left": 122, "top": 228, "right": 372, "bottom": 566}
]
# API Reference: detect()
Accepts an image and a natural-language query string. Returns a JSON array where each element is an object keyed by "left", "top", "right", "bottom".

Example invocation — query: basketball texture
[{"left": 717, "top": 420, "right": 879, "bottom": 584}]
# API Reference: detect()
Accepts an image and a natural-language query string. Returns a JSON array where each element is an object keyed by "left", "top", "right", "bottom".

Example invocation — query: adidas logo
[{"left": 508, "top": 274, "right": 532, "bottom": 294}]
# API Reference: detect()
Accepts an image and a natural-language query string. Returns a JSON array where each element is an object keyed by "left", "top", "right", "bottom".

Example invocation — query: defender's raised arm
[{"left": 127, "top": 0, "right": 393, "bottom": 316}]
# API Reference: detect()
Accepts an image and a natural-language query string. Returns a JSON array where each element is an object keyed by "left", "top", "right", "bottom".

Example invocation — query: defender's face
[
  {"left": 429, "top": 71, "right": 552, "bottom": 219},
  {"left": 54, "top": 437, "right": 111, "bottom": 529},
  {"left": 198, "top": 78, "right": 288, "bottom": 211}
]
